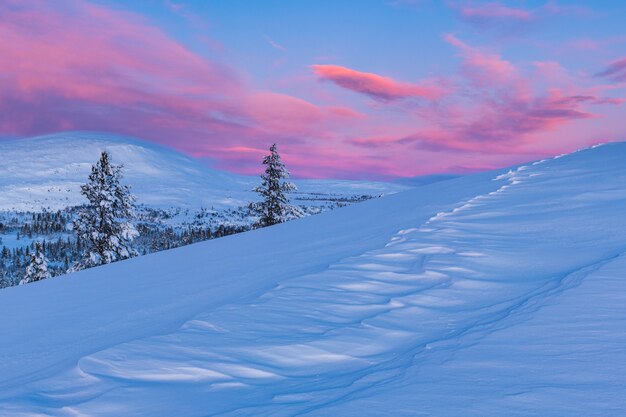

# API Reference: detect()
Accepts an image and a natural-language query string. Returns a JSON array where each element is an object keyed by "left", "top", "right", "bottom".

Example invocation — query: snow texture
[{"left": 1, "top": 142, "right": 625, "bottom": 416}]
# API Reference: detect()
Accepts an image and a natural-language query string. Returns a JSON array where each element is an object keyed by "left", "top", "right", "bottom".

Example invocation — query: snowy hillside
[
  {"left": 1, "top": 143, "right": 626, "bottom": 416},
  {"left": 0, "top": 131, "right": 408, "bottom": 211}
]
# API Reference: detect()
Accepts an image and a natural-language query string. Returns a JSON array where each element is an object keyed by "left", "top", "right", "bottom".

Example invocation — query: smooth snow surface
[
  {"left": 0, "top": 131, "right": 407, "bottom": 211},
  {"left": 1, "top": 143, "right": 625, "bottom": 416}
]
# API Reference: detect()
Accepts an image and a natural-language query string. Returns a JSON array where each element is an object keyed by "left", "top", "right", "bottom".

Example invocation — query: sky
[{"left": 1, "top": 0, "right": 625, "bottom": 179}]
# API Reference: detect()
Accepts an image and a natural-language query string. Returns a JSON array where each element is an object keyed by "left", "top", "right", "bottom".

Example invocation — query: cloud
[
  {"left": 447, "top": 1, "right": 535, "bottom": 35},
  {"left": 0, "top": 0, "right": 242, "bottom": 129},
  {"left": 0, "top": 0, "right": 371, "bottom": 178},
  {"left": 449, "top": 1, "right": 595, "bottom": 36},
  {"left": 311, "top": 65, "right": 445, "bottom": 101},
  {"left": 352, "top": 88, "right": 619, "bottom": 155},
  {"left": 444, "top": 34, "right": 518, "bottom": 85},
  {"left": 1, "top": 0, "right": 623, "bottom": 180},
  {"left": 596, "top": 58, "right": 626, "bottom": 83},
  {"left": 264, "top": 34, "right": 287, "bottom": 51},
  {"left": 352, "top": 37, "right": 622, "bottom": 156},
  {"left": 541, "top": 1, "right": 595, "bottom": 18},
  {"left": 455, "top": 2, "right": 533, "bottom": 23}
]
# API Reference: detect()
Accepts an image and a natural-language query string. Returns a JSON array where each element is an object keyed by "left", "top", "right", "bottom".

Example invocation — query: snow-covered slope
[
  {"left": 0, "top": 132, "right": 408, "bottom": 211},
  {"left": 1, "top": 143, "right": 625, "bottom": 416}
]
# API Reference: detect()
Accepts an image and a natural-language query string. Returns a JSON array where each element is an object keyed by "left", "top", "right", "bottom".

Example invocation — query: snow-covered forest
[{"left": 0, "top": 134, "right": 405, "bottom": 288}]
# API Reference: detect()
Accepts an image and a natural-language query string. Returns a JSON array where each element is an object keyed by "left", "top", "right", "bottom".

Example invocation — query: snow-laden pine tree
[
  {"left": 0, "top": 267, "right": 10, "bottom": 289},
  {"left": 19, "top": 241, "right": 50, "bottom": 285},
  {"left": 252, "top": 144, "right": 300, "bottom": 228},
  {"left": 72, "top": 151, "right": 138, "bottom": 271}
]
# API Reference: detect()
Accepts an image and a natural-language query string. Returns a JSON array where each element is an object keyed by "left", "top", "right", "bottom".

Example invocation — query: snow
[
  {"left": 1, "top": 142, "right": 626, "bottom": 416},
  {"left": 315, "top": 255, "right": 626, "bottom": 417},
  {"left": 0, "top": 131, "right": 408, "bottom": 211}
]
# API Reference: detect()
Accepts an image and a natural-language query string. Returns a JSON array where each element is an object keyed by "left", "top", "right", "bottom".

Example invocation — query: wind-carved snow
[{"left": 2, "top": 143, "right": 626, "bottom": 416}]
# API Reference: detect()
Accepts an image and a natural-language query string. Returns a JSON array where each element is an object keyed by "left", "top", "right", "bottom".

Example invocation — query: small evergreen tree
[
  {"left": 72, "top": 151, "right": 138, "bottom": 271},
  {"left": 252, "top": 144, "right": 299, "bottom": 228},
  {"left": 0, "top": 267, "right": 9, "bottom": 289},
  {"left": 19, "top": 241, "right": 50, "bottom": 285}
]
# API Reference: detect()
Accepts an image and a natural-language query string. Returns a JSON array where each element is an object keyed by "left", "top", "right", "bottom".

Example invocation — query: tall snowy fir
[
  {"left": 72, "top": 151, "right": 138, "bottom": 271},
  {"left": 252, "top": 144, "right": 299, "bottom": 228},
  {"left": 19, "top": 241, "right": 50, "bottom": 285}
]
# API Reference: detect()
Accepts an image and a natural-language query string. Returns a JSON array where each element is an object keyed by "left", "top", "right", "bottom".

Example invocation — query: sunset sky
[{"left": 1, "top": 0, "right": 625, "bottom": 179}]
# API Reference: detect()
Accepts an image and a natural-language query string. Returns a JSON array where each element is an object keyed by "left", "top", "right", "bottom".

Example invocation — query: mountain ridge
[{"left": 0, "top": 131, "right": 409, "bottom": 211}]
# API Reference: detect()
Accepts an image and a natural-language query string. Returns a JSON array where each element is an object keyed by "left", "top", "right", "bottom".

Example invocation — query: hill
[
  {"left": 1, "top": 143, "right": 625, "bottom": 416},
  {"left": 0, "top": 131, "right": 408, "bottom": 211}
]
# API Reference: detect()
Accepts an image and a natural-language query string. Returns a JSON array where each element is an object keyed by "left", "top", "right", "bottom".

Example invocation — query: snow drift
[{"left": 1, "top": 143, "right": 625, "bottom": 416}]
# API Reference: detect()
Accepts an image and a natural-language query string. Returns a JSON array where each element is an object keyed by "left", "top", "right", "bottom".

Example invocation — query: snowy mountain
[
  {"left": 1, "top": 142, "right": 625, "bottom": 416},
  {"left": 393, "top": 173, "right": 460, "bottom": 187},
  {"left": 0, "top": 131, "right": 409, "bottom": 211}
]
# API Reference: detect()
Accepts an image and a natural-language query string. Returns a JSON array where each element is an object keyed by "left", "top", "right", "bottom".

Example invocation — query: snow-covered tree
[
  {"left": 72, "top": 151, "right": 138, "bottom": 271},
  {"left": 19, "top": 241, "right": 50, "bottom": 285},
  {"left": 0, "top": 267, "right": 10, "bottom": 289},
  {"left": 252, "top": 144, "right": 300, "bottom": 228}
]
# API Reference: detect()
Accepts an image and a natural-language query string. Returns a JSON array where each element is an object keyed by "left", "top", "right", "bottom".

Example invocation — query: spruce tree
[
  {"left": 0, "top": 267, "right": 8, "bottom": 289},
  {"left": 252, "top": 144, "right": 299, "bottom": 228},
  {"left": 72, "top": 151, "right": 138, "bottom": 271},
  {"left": 19, "top": 241, "right": 50, "bottom": 285}
]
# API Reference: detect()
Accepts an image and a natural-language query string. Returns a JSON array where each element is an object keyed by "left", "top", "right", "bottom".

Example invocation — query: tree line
[{"left": 8, "top": 143, "right": 296, "bottom": 287}]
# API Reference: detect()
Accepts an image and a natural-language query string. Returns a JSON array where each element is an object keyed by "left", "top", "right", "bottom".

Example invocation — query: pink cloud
[
  {"left": 354, "top": 89, "right": 617, "bottom": 157},
  {"left": 1, "top": 1, "right": 623, "bottom": 180},
  {"left": 452, "top": 1, "right": 596, "bottom": 27},
  {"left": 208, "top": 143, "right": 393, "bottom": 179},
  {"left": 352, "top": 38, "right": 622, "bottom": 158},
  {"left": 0, "top": 0, "right": 375, "bottom": 178},
  {"left": 311, "top": 65, "right": 445, "bottom": 101},
  {"left": 597, "top": 58, "right": 626, "bottom": 83},
  {"left": 533, "top": 61, "right": 569, "bottom": 82},
  {"left": 541, "top": 2, "right": 595, "bottom": 18},
  {"left": 0, "top": 0, "right": 242, "bottom": 131},
  {"left": 444, "top": 34, "right": 517, "bottom": 85},
  {"left": 326, "top": 106, "right": 368, "bottom": 119},
  {"left": 456, "top": 2, "right": 533, "bottom": 22}
]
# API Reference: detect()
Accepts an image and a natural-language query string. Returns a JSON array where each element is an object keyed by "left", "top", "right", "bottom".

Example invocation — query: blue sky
[{"left": 2, "top": 0, "right": 625, "bottom": 178}]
